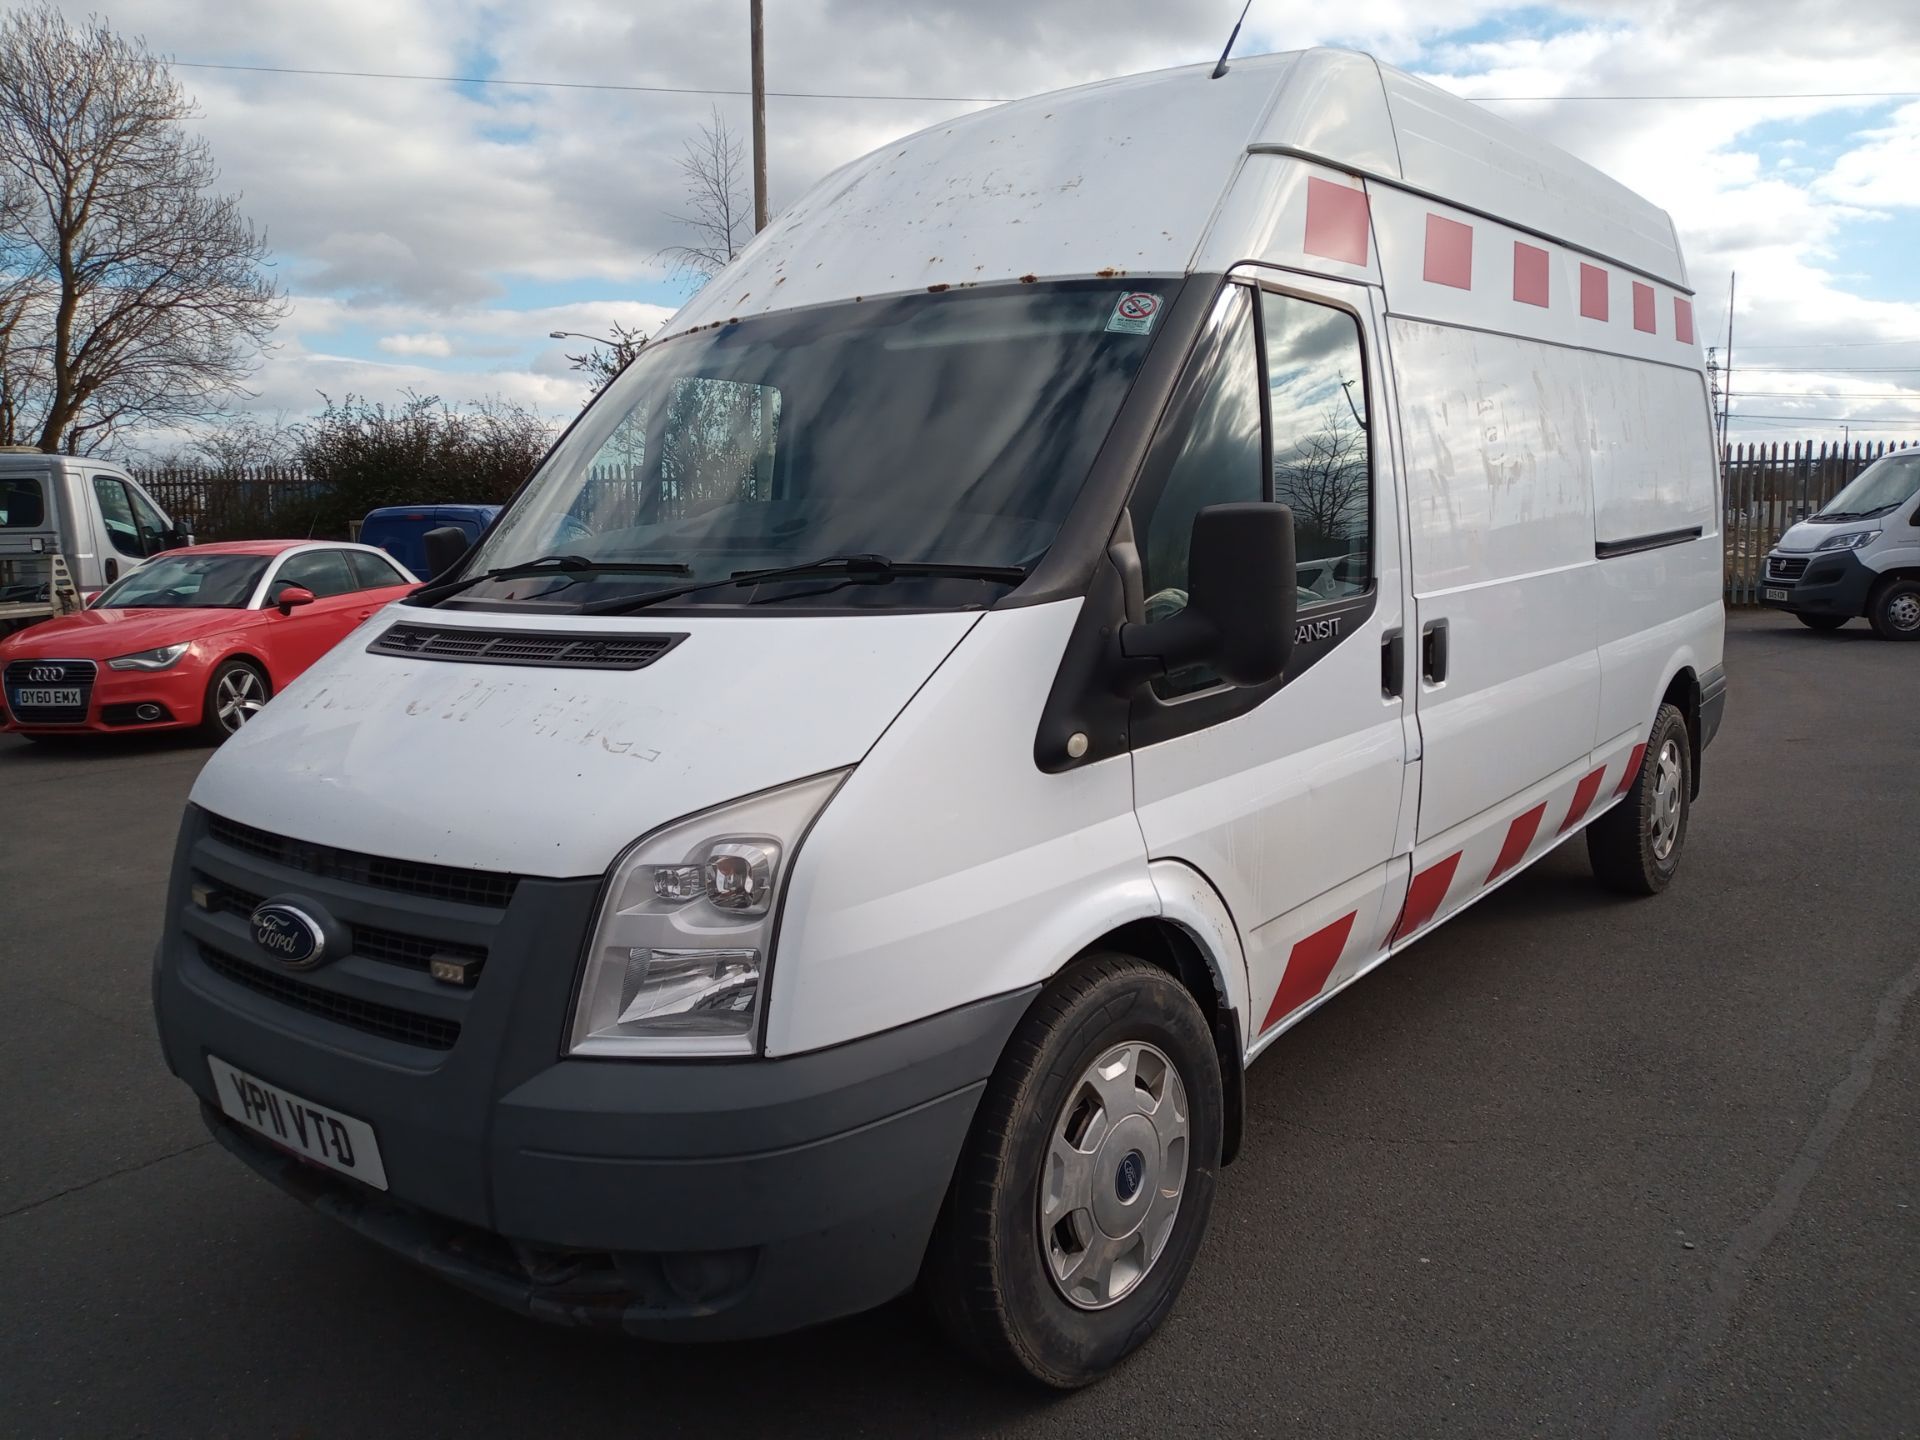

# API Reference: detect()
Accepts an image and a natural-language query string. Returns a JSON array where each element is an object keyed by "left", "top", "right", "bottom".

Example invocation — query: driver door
[
  {"left": 1128, "top": 275, "right": 1416, "bottom": 1050},
  {"left": 259, "top": 548, "right": 365, "bottom": 681}
]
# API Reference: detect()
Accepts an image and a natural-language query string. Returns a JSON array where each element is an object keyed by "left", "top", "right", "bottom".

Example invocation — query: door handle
[
  {"left": 105, "top": 558, "right": 119, "bottom": 583},
  {"left": 1421, "top": 619, "right": 1450, "bottom": 684},
  {"left": 1381, "top": 628, "right": 1404, "bottom": 698}
]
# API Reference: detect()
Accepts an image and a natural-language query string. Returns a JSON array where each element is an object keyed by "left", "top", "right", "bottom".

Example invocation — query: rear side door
[
  {"left": 1389, "top": 320, "right": 1602, "bottom": 941},
  {"left": 1129, "top": 275, "right": 1417, "bottom": 1050},
  {"left": 0, "top": 470, "right": 57, "bottom": 618}
]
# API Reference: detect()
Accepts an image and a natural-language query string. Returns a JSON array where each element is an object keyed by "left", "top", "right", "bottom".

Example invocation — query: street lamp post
[{"left": 549, "top": 329, "right": 619, "bottom": 346}]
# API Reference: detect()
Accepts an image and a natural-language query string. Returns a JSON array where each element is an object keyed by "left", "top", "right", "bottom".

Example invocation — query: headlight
[
  {"left": 569, "top": 770, "right": 847, "bottom": 1057},
  {"left": 1815, "top": 530, "right": 1880, "bottom": 552},
  {"left": 108, "top": 643, "right": 191, "bottom": 670}
]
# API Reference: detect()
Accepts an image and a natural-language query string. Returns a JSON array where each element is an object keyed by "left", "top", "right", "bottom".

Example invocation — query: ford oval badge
[{"left": 250, "top": 902, "right": 325, "bottom": 969}]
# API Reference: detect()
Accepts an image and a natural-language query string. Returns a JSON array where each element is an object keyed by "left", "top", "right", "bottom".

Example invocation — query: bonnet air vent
[{"left": 368, "top": 623, "right": 686, "bottom": 671}]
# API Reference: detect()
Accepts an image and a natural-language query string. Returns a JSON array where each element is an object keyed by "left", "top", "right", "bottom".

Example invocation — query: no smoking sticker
[{"left": 1106, "top": 291, "right": 1162, "bottom": 335}]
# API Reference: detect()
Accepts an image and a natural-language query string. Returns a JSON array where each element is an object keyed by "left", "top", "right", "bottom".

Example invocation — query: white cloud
[
  {"left": 37, "top": 0, "right": 1920, "bottom": 448},
  {"left": 377, "top": 332, "right": 453, "bottom": 357}
]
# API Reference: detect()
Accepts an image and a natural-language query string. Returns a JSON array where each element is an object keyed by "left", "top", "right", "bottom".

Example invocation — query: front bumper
[
  {"left": 1757, "top": 549, "right": 1876, "bottom": 617},
  {"left": 2, "top": 657, "right": 204, "bottom": 733},
  {"left": 153, "top": 806, "right": 1033, "bottom": 1340}
]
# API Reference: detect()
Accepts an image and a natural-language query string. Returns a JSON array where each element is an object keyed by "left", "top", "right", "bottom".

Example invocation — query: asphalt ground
[{"left": 1, "top": 608, "right": 1914, "bottom": 1439}]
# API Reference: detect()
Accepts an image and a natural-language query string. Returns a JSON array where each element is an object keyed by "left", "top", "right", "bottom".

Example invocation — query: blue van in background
[{"left": 358, "top": 504, "right": 500, "bottom": 578}]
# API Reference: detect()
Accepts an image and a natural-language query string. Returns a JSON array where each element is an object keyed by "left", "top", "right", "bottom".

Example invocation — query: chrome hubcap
[
  {"left": 215, "top": 669, "right": 265, "bottom": 732},
  {"left": 1888, "top": 593, "right": 1920, "bottom": 631},
  {"left": 1040, "top": 1041, "right": 1190, "bottom": 1310},
  {"left": 1650, "top": 738, "right": 1683, "bottom": 860}
]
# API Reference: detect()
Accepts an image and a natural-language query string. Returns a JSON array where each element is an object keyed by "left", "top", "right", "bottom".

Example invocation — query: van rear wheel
[
  {"left": 920, "top": 954, "right": 1222, "bottom": 1388},
  {"left": 1868, "top": 579, "right": 1920, "bottom": 641},
  {"left": 1587, "top": 702, "right": 1691, "bottom": 896}
]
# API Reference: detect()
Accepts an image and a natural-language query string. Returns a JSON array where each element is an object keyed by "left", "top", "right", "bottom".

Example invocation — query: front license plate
[
  {"left": 208, "top": 1055, "right": 388, "bottom": 1190},
  {"left": 1765, "top": 587, "right": 1789, "bottom": 601},
  {"left": 13, "top": 686, "right": 80, "bottom": 707}
]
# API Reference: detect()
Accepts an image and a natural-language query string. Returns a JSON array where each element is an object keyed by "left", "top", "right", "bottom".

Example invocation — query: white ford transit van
[
  {"left": 1760, "top": 448, "right": 1920, "bottom": 638},
  {"left": 0, "top": 448, "right": 190, "bottom": 632},
  {"left": 152, "top": 49, "right": 1726, "bottom": 1386}
]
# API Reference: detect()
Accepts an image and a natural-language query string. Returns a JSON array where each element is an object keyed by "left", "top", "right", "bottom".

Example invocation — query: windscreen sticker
[{"left": 1106, "top": 291, "right": 1162, "bottom": 335}]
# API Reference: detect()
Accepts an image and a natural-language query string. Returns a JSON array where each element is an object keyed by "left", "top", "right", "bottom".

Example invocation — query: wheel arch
[
  {"left": 1047, "top": 860, "right": 1251, "bottom": 1165},
  {"left": 1657, "top": 662, "right": 1703, "bottom": 799}
]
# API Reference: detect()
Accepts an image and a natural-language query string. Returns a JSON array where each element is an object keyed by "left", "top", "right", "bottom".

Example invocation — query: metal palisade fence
[
  {"left": 135, "top": 465, "right": 334, "bottom": 543},
  {"left": 1721, "top": 439, "right": 1916, "bottom": 605}
]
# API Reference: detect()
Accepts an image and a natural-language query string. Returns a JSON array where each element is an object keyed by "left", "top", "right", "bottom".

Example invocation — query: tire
[
  {"left": 1794, "top": 612, "right": 1848, "bottom": 631},
  {"left": 920, "top": 954, "right": 1223, "bottom": 1388},
  {"left": 1587, "top": 702, "right": 1691, "bottom": 896},
  {"left": 1867, "top": 578, "right": 1920, "bottom": 641},
  {"left": 200, "top": 659, "right": 270, "bottom": 742}
]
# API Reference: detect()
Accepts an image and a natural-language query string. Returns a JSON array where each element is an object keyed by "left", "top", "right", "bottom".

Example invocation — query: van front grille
[
  {"left": 204, "top": 813, "right": 519, "bottom": 909},
  {"left": 201, "top": 877, "right": 487, "bottom": 980},
  {"left": 197, "top": 943, "right": 461, "bottom": 1051},
  {"left": 1767, "top": 555, "right": 1809, "bottom": 582}
]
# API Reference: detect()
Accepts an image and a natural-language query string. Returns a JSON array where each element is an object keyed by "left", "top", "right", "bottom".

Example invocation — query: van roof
[{"left": 661, "top": 48, "right": 1684, "bottom": 340}]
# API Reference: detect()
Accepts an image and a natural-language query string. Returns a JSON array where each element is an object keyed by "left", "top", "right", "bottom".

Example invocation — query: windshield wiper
[
  {"left": 410, "top": 554, "right": 692, "bottom": 606},
  {"left": 579, "top": 553, "right": 1029, "bottom": 615}
]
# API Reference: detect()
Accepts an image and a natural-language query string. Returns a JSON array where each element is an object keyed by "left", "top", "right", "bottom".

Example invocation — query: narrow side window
[
  {"left": 1260, "top": 291, "right": 1371, "bottom": 606},
  {"left": 1130, "top": 287, "right": 1264, "bottom": 699}
]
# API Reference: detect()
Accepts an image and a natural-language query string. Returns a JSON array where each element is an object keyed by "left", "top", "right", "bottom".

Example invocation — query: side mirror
[
  {"left": 421, "top": 525, "right": 471, "bottom": 580},
  {"left": 1118, "top": 502, "right": 1297, "bottom": 688},
  {"left": 274, "top": 585, "right": 317, "bottom": 615}
]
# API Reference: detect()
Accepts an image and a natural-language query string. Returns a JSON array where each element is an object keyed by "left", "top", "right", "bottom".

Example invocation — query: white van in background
[
  {"left": 1761, "top": 448, "right": 1920, "bottom": 638},
  {"left": 152, "top": 49, "right": 1726, "bottom": 1386},
  {"left": 0, "top": 448, "right": 189, "bottom": 632}
]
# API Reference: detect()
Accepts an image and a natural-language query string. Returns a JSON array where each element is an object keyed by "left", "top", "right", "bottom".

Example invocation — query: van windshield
[
  {"left": 447, "top": 280, "right": 1178, "bottom": 610},
  {"left": 1815, "top": 453, "right": 1920, "bottom": 520}
]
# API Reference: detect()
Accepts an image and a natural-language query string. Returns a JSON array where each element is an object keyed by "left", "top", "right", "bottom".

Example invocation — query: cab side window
[
  {"left": 270, "top": 549, "right": 355, "bottom": 600},
  {"left": 126, "top": 484, "right": 172, "bottom": 553},
  {"left": 1133, "top": 288, "right": 1264, "bottom": 698},
  {"left": 1261, "top": 291, "right": 1371, "bottom": 605},
  {"left": 93, "top": 476, "right": 146, "bottom": 558}
]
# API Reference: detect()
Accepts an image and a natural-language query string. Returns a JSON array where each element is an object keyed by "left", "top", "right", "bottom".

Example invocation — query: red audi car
[{"left": 0, "top": 540, "right": 418, "bottom": 742}]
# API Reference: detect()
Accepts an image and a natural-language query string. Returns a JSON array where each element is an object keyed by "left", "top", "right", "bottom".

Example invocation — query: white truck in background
[{"left": 0, "top": 448, "right": 191, "bottom": 633}]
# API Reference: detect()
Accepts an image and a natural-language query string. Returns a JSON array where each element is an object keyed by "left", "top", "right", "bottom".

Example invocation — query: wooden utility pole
[{"left": 750, "top": 0, "right": 768, "bottom": 231}]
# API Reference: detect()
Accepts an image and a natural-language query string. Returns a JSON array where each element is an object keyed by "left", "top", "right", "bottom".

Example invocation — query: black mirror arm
[{"left": 1112, "top": 610, "right": 1213, "bottom": 690}]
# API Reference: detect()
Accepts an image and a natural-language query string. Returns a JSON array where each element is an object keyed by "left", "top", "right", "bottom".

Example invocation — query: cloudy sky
[{"left": 63, "top": 0, "right": 1920, "bottom": 451}]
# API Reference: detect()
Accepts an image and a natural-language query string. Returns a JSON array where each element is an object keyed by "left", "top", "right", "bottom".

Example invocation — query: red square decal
[
  {"left": 1513, "top": 241, "right": 1550, "bottom": 307},
  {"left": 1303, "top": 178, "right": 1370, "bottom": 267},
  {"left": 1580, "top": 263, "right": 1609, "bottom": 321},
  {"left": 1674, "top": 297, "right": 1695, "bottom": 344},
  {"left": 1423, "top": 214, "right": 1473, "bottom": 289},
  {"left": 1632, "top": 281, "right": 1656, "bottom": 333}
]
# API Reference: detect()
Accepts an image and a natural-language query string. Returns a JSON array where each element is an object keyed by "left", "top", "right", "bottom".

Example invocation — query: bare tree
[
  {"left": 1273, "top": 405, "right": 1369, "bottom": 558},
  {"left": 564, "top": 321, "right": 649, "bottom": 395},
  {"left": 660, "top": 106, "right": 751, "bottom": 282},
  {"left": 0, "top": 5, "right": 286, "bottom": 453}
]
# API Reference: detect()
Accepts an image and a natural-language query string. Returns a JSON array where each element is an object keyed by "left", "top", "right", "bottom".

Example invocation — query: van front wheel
[
  {"left": 1587, "top": 702, "right": 1691, "bottom": 896},
  {"left": 921, "top": 954, "right": 1223, "bottom": 1388},
  {"left": 1868, "top": 578, "right": 1920, "bottom": 640}
]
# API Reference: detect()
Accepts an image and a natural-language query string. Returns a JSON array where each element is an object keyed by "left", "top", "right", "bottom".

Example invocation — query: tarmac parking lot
[{"left": 1, "top": 609, "right": 1915, "bottom": 1439}]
